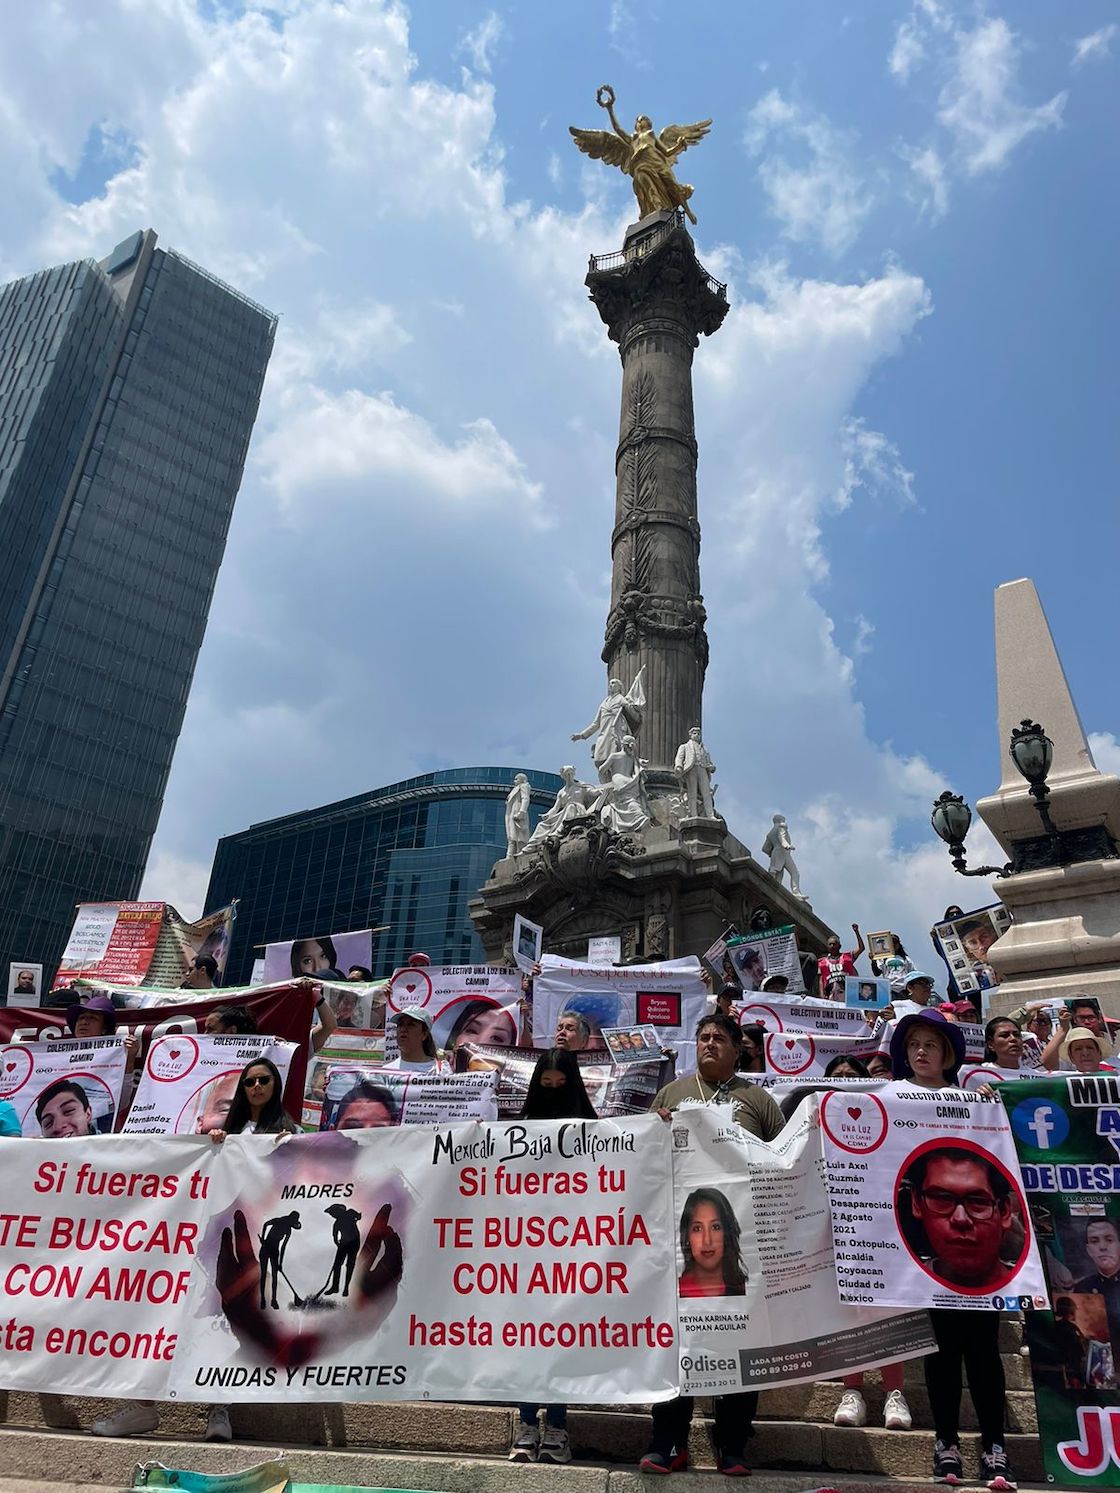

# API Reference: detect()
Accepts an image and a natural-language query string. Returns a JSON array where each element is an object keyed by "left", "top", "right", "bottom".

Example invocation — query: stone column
[{"left": 586, "top": 210, "right": 728, "bottom": 783}]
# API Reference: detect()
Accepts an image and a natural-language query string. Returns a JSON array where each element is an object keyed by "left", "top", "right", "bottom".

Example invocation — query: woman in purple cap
[{"left": 889, "top": 1009, "right": 1015, "bottom": 1491}]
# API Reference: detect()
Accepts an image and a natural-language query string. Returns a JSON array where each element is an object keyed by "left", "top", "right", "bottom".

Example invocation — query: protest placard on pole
[
  {"left": 0, "top": 1037, "right": 127, "bottom": 1135},
  {"left": 1000, "top": 1073, "right": 1120, "bottom": 1487},
  {"left": 122, "top": 1035, "right": 297, "bottom": 1135},
  {"left": 587, "top": 935, "right": 622, "bottom": 966},
  {"left": 821, "top": 1084, "right": 1047, "bottom": 1310},
  {"left": 384, "top": 964, "right": 523, "bottom": 1063},
  {"left": 512, "top": 914, "right": 543, "bottom": 975},
  {"left": 673, "top": 1105, "right": 935, "bottom": 1392},
  {"left": 726, "top": 927, "right": 805, "bottom": 995}
]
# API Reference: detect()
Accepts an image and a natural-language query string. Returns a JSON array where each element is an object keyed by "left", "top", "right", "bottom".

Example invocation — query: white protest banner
[
  {"left": 122, "top": 1035, "right": 297, "bottom": 1136},
  {"left": 457, "top": 1044, "right": 662, "bottom": 1119},
  {"left": 0, "top": 1134, "right": 216, "bottom": 1395},
  {"left": 763, "top": 1031, "right": 880, "bottom": 1078},
  {"left": 960, "top": 1064, "right": 1026, "bottom": 1092},
  {"left": 7, "top": 963, "right": 43, "bottom": 1006},
  {"left": 0, "top": 1037, "right": 127, "bottom": 1136},
  {"left": 844, "top": 975, "right": 891, "bottom": 1011},
  {"left": 512, "top": 914, "right": 542, "bottom": 976},
  {"left": 385, "top": 964, "right": 523, "bottom": 1063},
  {"left": 304, "top": 1032, "right": 386, "bottom": 1130},
  {"left": 737, "top": 996, "right": 874, "bottom": 1039},
  {"left": 263, "top": 929, "right": 375, "bottom": 986},
  {"left": 533, "top": 955, "right": 706, "bottom": 1070},
  {"left": 673, "top": 1105, "right": 934, "bottom": 1393},
  {"left": 726, "top": 927, "right": 805, "bottom": 995},
  {"left": 167, "top": 1118, "right": 677, "bottom": 1404},
  {"left": 819, "top": 1084, "right": 1048, "bottom": 1309},
  {"left": 55, "top": 901, "right": 164, "bottom": 987},
  {"left": 319, "top": 1069, "right": 497, "bottom": 1129}
]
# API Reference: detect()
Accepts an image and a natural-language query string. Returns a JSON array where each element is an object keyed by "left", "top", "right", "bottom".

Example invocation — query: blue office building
[
  {"left": 204, "top": 767, "right": 563, "bottom": 984},
  {"left": 0, "top": 230, "right": 275, "bottom": 973}
]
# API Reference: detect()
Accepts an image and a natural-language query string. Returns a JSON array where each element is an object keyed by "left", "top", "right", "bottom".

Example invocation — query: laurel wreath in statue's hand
[{"left": 596, "top": 85, "right": 615, "bottom": 109}]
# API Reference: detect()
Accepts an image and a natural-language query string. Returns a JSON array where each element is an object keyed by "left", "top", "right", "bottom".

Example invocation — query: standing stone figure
[
  {"left": 571, "top": 667, "right": 646, "bottom": 782},
  {"left": 674, "top": 726, "right": 716, "bottom": 818},
  {"left": 504, "top": 774, "right": 531, "bottom": 858},
  {"left": 761, "top": 814, "right": 806, "bottom": 899}
]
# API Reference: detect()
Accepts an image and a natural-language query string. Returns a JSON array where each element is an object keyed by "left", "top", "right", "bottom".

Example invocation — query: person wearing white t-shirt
[{"left": 381, "top": 1006, "right": 448, "bottom": 1073}]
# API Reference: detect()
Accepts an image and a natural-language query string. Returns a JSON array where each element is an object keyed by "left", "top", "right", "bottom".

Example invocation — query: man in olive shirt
[{"left": 642, "top": 1014, "right": 784, "bottom": 1475}]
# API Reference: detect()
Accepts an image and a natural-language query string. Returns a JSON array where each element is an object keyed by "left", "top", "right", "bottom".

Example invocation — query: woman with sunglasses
[{"left": 210, "top": 1057, "right": 299, "bottom": 1140}]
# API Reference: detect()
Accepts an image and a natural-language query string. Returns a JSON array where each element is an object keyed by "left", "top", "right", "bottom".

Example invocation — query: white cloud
[
  {"left": 744, "top": 90, "right": 873, "bottom": 255},
  {"left": 938, "top": 18, "right": 1066, "bottom": 174},
  {"left": 458, "top": 12, "right": 503, "bottom": 75},
  {"left": 1072, "top": 25, "right": 1118, "bottom": 68},
  {"left": 901, "top": 143, "right": 950, "bottom": 219},
  {"left": 138, "top": 850, "right": 213, "bottom": 923},
  {"left": 1089, "top": 733, "right": 1120, "bottom": 776}
]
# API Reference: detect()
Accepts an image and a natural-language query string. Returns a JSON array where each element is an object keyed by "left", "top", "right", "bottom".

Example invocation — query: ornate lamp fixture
[{"left": 930, "top": 790, "right": 1009, "bottom": 878}]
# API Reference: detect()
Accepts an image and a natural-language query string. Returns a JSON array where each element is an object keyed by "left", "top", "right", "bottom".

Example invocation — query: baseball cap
[{"left": 389, "top": 1006, "right": 433, "bottom": 1032}]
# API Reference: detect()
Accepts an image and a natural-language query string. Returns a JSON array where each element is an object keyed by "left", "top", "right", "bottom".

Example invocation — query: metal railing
[{"left": 588, "top": 210, "right": 727, "bottom": 300}]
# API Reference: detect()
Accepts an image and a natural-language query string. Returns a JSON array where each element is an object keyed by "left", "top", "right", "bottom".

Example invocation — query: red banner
[
  {"left": 54, "top": 901, "right": 164, "bottom": 987},
  {"left": 0, "top": 984, "right": 315, "bottom": 1123}
]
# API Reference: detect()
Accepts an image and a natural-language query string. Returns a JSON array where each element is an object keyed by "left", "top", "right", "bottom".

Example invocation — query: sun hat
[
  {"left": 388, "top": 1006, "right": 433, "bottom": 1032},
  {"left": 890, "top": 1008, "right": 966, "bottom": 1080},
  {"left": 1061, "top": 1025, "right": 1111, "bottom": 1062},
  {"left": 66, "top": 993, "right": 118, "bottom": 1035},
  {"left": 904, "top": 970, "right": 935, "bottom": 988},
  {"left": 406, "top": 952, "right": 431, "bottom": 968}
]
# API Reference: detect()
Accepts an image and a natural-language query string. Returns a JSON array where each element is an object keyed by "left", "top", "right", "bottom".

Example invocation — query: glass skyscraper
[
  {"left": 0, "top": 230, "right": 275, "bottom": 975},
  {"left": 204, "top": 767, "right": 562, "bottom": 985}
]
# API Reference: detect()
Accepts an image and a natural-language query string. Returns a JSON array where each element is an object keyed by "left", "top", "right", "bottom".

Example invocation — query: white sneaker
[
  {"left": 538, "top": 1426, "right": 572, "bottom": 1464},
  {"left": 91, "top": 1404, "right": 160, "bottom": 1438},
  {"left": 833, "top": 1389, "right": 867, "bottom": 1427},
  {"left": 205, "top": 1405, "right": 232, "bottom": 1442},
  {"left": 509, "top": 1422, "right": 539, "bottom": 1462},
  {"left": 883, "top": 1389, "right": 912, "bottom": 1430}
]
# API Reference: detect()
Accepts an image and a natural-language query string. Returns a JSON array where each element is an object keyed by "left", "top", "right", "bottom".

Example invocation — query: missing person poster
[
  {"left": 317, "top": 1069, "right": 498, "bottom": 1129},
  {"left": 603, "top": 1026, "right": 662, "bottom": 1065},
  {"left": 844, "top": 976, "right": 891, "bottom": 1011},
  {"left": 1000, "top": 1074, "right": 1120, "bottom": 1486},
  {"left": 7, "top": 963, "right": 43, "bottom": 1006},
  {"left": 725, "top": 927, "right": 805, "bottom": 995},
  {"left": 532, "top": 956, "right": 706, "bottom": 1067},
  {"left": 384, "top": 965, "right": 523, "bottom": 1063},
  {"left": 262, "top": 930, "right": 375, "bottom": 986},
  {"left": 931, "top": 902, "right": 1012, "bottom": 1000},
  {"left": 512, "top": 914, "right": 542, "bottom": 976},
  {"left": 673, "top": 1105, "right": 934, "bottom": 1393},
  {"left": 0, "top": 1037, "right": 127, "bottom": 1136},
  {"left": 122, "top": 1035, "right": 298, "bottom": 1136},
  {"left": 820, "top": 1085, "right": 1047, "bottom": 1310}
]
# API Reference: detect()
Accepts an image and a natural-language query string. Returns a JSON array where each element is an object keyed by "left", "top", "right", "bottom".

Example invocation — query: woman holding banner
[
  {"left": 889, "top": 1011, "right": 1015, "bottom": 1491},
  {"left": 508, "top": 1050, "right": 596, "bottom": 1465}
]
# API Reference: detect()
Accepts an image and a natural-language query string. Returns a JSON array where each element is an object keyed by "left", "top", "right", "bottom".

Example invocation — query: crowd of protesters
[{"left": 4, "top": 916, "right": 1114, "bottom": 1493}]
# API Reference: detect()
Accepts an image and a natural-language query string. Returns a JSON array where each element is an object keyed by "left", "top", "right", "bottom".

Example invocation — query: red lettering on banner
[
  {"left": 42, "top": 1324, "right": 177, "bottom": 1360},
  {"left": 408, "top": 1313, "right": 493, "bottom": 1346},
  {"left": 481, "top": 1212, "right": 650, "bottom": 1249},
  {"left": 85, "top": 1266, "right": 192, "bottom": 1304},
  {"left": 6, "top": 1264, "right": 82, "bottom": 1298},
  {"left": 1058, "top": 1405, "right": 1120, "bottom": 1476},
  {"left": 0, "top": 1320, "right": 35, "bottom": 1352},
  {"left": 0, "top": 1215, "right": 40, "bottom": 1247},
  {"left": 47, "top": 1217, "right": 197, "bottom": 1254},
  {"left": 432, "top": 1217, "right": 474, "bottom": 1248}
]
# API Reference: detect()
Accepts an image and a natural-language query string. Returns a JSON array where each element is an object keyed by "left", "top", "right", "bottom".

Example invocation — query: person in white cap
[{"left": 382, "top": 1007, "right": 447, "bottom": 1073}]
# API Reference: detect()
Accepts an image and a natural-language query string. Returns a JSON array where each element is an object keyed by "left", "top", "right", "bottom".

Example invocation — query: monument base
[{"left": 469, "top": 816, "right": 834, "bottom": 973}]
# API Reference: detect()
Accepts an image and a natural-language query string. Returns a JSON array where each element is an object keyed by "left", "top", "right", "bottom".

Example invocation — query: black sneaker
[
  {"left": 639, "top": 1449, "right": 689, "bottom": 1474},
  {"left": 933, "top": 1440, "right": 964, "bottom": 1485},
  {"left": 982, "top": 1444, "right": 1017, "bottom": 1491}
]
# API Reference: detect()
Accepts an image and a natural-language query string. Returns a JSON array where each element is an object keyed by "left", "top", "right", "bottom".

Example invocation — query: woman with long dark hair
[
  {"left": 212, "top": 1057, "right": 299, "bottom": 1139},
  {"left": 983, "top": 1017, "right": 1023, "bottom": 1071},
  {"left": 678, "top": 1188, "right": 746, "bottom": 1297},
  {"left": 290, "top": 936, "right": 338, "bottom": 979},
  {"left": 509, "top": 1049, "right": 596, "bottom": 1465},
  {"left": 738, "top": 1023, "right": 765, "bottom": 1074}
]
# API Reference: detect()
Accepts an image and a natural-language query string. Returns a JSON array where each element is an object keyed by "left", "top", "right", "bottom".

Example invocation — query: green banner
[{"left": 999, "top": 1074, "right": 1120, "bottom": 1484}]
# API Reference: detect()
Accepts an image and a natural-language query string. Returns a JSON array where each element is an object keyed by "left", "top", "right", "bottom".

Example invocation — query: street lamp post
[
  {"left": 1008, "top": 719, "right": 1065, "bottom": 859},
  {"left": 930, "top": 790, "right": 1009, "bottom": 878}
]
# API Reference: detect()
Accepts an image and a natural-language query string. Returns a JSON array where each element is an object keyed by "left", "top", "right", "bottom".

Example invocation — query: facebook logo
[{"left": 1011, "top": 1098, "right": 1069, "bottom": 1151}]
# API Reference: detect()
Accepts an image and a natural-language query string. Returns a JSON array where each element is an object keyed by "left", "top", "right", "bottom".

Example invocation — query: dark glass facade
[
  {"left": 204, "top": 767, "right": 563, "bottom": 985},
  {"left": 0, "top": 232, "right": 276, "bottom": 975}
]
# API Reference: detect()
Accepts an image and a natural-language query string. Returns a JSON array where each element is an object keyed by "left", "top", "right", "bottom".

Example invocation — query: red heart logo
[
  {"left": 847, "top": 1106, "right": 861, "bottom": 1120},
  {"left": 4, "top": 1062, "right": 14, "bottom": 1073},
  {"left": 405, "top": 982, "right": 416, "bottom": 994},
  {"left": 168, "top": 1049, "right": 180, "bottom": 1059},
  {"left": 784, "top": 1038, "right": 796, "bottom": 1051}
]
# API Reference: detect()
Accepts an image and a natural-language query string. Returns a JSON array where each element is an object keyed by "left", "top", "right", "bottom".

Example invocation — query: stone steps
[
  {"left": 0, "top": 1396, "right": 1045, "bottom": 1483},
  {"left": 0, "top": 1430, "right": 1050, "bottom": 1492}
]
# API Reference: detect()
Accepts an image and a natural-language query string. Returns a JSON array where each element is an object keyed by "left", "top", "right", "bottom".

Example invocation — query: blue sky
[{"left": 2, "top": 0, "right": 1116, "bottom": 966}]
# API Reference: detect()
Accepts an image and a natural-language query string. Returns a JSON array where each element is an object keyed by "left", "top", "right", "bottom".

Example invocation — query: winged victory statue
[{"left": 569, "top": 85, "right": 711, "bottom": 224}]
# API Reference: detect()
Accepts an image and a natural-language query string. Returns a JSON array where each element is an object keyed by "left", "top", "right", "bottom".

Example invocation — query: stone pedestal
[
  {"left": 977, "top": 580, "right": 1120, "bottom": 1014},
  {"left": 469, "top": 816, "right": 834, "bottom": 970}
]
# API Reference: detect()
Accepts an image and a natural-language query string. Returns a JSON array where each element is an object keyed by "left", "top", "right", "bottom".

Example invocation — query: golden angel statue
[{"left": 569, "top": 85, "right": 711, "bottom": 224}]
